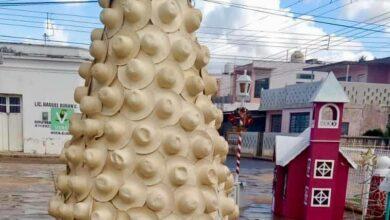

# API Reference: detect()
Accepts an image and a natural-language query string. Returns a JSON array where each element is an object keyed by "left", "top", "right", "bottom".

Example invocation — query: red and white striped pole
[{"left": 235, "top": 119, "right": 243, "bottom": 181}]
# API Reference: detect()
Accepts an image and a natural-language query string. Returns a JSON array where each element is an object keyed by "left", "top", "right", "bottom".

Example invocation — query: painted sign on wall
[{"left": 50, "top": 108, "right": 74, "bottom": 131}]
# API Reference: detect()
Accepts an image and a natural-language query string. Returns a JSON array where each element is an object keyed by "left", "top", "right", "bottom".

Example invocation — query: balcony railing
[{"left": 319, "top": 120, "right": 339, "bottom": 128}]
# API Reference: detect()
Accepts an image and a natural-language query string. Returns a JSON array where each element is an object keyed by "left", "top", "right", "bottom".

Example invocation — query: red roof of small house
[{"left": 275, "top": 128, "right": 357, "bottom": 169}]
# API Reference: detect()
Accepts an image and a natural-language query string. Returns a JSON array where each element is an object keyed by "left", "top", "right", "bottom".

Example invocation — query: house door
[{"left": 0, "top": 95, "right": 23, "bottom": 152}]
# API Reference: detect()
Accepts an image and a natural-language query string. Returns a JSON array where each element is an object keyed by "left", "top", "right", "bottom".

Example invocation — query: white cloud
[
  {"left": 197, "top": 0, "right": 376, "bottom": 73},
  {"left": 343, "top": 0, "right": 390, "bottom": 20},
  {"left": 45, "top": 19, "right": 70, "bottom": 46}
]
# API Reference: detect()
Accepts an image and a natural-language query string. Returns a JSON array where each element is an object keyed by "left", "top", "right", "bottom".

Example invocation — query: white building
[{"left": 0, "top": 42, "right": 89, "bottom": 154}]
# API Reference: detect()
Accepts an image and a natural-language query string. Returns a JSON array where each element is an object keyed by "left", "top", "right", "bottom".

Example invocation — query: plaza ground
[{"left": 0, "top": 156, "right": 360, "bottom": 219}]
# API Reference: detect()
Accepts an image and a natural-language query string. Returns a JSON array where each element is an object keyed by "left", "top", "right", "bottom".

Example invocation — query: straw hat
[
  {"left": 200, "top": 185, "right": 218, "bottom": 214},
  {"left": 73, "top": 197, "right": 93, "bottom": 220},
  {"left": 108, "top": 145, "right": 136, "bottom": 172},
  {"left": 91, "top": 202, "right": 118, "bottom": 220},
  {"left": 84, "top": 139, "right": 108, "bottom": 177},
  {"left": 192, "top": 214, "right": 214, "bottom": 220},
  {"left": 80, "top": 96, "right": 102, "bottom": 117},
  {"left": 89, "top": 40, "right": 108, "bottom": 63},
  {"left": 145, "top": 183, "right": 174, "bottom": 218},
  {"left": 179, "top": 103, "right": 204, "bottom": 132},
  {"left": 69, "top": 113, "right": 83, "bottom": 138},
  {"left": 112, "top": 175, "right": 147, "bottom": 211},
  {"left": 108, "top": 26, "right": 140, "bottom": 66},
  {"left": 101, "top": 115, "right": 133, "bottom": 150},
  {"left": 195, "top": 95, "right": 219, "bottom": 124},
  {"left": 174, "top": 186, "right": 206, "bottom": 217},
  {"left": 224, "top": 174, "right": 234, "bottom": 193},
  {"left": 91, "top": 169, "right": 122, "bottom": 202},
  {"left": 122, "top": 0, "right": 151, "bottom": 31},
  {"left": 65, "top": 143, "right": 85, "bottom": 166},
  {"left": 135, "top": 151, "right": 166, "bottom": 186},
  {"left": 74, "top": 86, "right": 88, "bottom": 104},
  {"left": 98, "top": 82, "right": 125, "bottom": 116},
  {"left": 138, "top": 25, "right": 170, "bottom": 63},
  {"left": 169, "top": 32, "right": 197, "bottom": 70},
  {"left": 195, "top": 159, "right": 218, "bottom": 186},
  {"left": 164, "top": 156, "right": 196, "bottom": 188},
  {"left": 90, "top": 62, "right": 117, "bottom": 88},
  {"left": 181, "top": 69, "right": 205, "bottom": 103},
  {"left": 181, "top": 6, "right": 202, "bottom": 34},
  {"left": 152, "top": 60, "right": 184, "bottom": 94},
  {"left": 215, "top": 108, "right": 223, "bottom": 129},
  {"left": 151, "top": 0, "right": 182, "bottom": 33},
  {"left": 201, "top": 69, "right": 217, "bottom": 96},
  {"left": 195, "top": 46, "right": 210, "bottom": 70},
  {"left": 127, "top": 207, "right": 158, "bottom": 220},
  {"left": 118, "top": 54, "right": 155, "bottom": 90},
  {"left": 82, "top": 118, "right": 104, "bottom": 138},
  {"left": 100, "top": 8, "right": 123, "bottom": 38},
  {"left": 117, "top": 211, "right": 130, "bottom": 220},
  {"left": 189, "top": 130, "right": 213, "bottom": 161},
  {"left": 130, "top": 121, "right": 161, "bottom": 154},
  {"left": 212, "top": 135, "right": 228, "bottom": 159},
  {"left": 58, "top": 202, "right": 74, "bottom": 220},
  {"left": 151, "top": 90, "right": 183, "bottom": 127},
  {"left": 78, "top": 62, "right": 92, "bottom": 82},
  {"left": 48, "top": 195, "right": 63, "bottom": 218},
  {"left": 214, "top": 162, "right": 230, "bottom": 184},
  {"left": 56, "top": 172, "right": 71, "bottom": 196},
  {"left": 68, "top": 172, "right": 93, "bottom": 202},
  {"left": 91, "top": 28, "right": 105, "bottom": 41},
  {"left": 159, "top": 126, "right": 189, "bottom": 157},
  {"left": 219, "top": 197, "right": 236, "bottom": 217},
  {"left": 121, "top": 88, "right": 155, "bottom": 120}
]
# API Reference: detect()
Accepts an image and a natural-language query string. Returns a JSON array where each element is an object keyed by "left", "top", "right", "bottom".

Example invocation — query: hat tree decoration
[{"left": 50, "top": 0, "right": 239, "bottom": 219}]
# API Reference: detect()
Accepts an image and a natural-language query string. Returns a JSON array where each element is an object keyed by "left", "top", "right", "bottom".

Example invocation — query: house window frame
[
  {"left": 270, "top": 114, "right": 282, "bottom": 132},
  {"left": 314, "top": 159, "right": 334, "bottom": 179},
  {"left": 289, "top": 112, "right": 310, "bottom": 133},
  {"left": 311, "top": 188, "right": 332, "bottom": 207},
  {"left": 341, "top": 122, "right": 349, "bottom": 135}
]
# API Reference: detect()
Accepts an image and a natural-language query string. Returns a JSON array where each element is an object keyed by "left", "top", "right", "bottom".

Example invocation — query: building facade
[{"left": 0, "top": 42, "right": 89, "bottom": 154}]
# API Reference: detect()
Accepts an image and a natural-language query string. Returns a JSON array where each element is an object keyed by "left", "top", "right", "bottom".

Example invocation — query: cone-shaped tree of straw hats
[{"left": 49, "top": 0, "right": 238, "bottom": 219}]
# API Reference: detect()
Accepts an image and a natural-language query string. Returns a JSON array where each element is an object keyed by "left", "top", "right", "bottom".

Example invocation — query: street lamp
[{"left": 237, "top": 70, "right": 252, "bottom": 107}]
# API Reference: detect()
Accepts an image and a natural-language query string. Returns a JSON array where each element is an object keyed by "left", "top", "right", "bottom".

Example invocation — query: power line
[
  {"left": 0, "top": 5, "right": 98, "bottom": 19},
  {"left": 0, "top": 34, "right": 89, "bottom": 45},
  {"left": 0, "top": 0, "right": 97, "bottom": 6}
]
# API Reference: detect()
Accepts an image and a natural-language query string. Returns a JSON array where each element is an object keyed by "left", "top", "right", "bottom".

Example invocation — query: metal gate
[{"left": 0, "top": 95, "right": 23, "bottom": 152}]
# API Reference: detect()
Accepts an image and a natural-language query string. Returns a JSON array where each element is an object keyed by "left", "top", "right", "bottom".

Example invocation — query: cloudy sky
[{"left": 1, "top": 0, "right": 389, "bottom": 72}]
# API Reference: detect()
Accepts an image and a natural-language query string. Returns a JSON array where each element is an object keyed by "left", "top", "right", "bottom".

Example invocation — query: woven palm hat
[
  {"left": 151, "top": 0, "right": 182, "bottom": 33},
  {"left": 117, "top": 211, "right": 130, "bottom": 220},
  {"left": 195, "top": 95, "right": 219, "bottom": 124},
  {"left": 179, "top": 103, "right": 204, "bottom": 132},
  {"left": 151, "top": 60, "right": 184, "bottom": 94},
  {"left": 159, "top": 126, "right": 189, "bottom": 157},
  {"left": 58, "top": 202, "right": 74, "bottom": 220},
  {"left": 84, "top": 140, "right": 108, "bottom": 177},
  {"left": 195, "top": 46, "right": 210, "bottom": 70},
  {"left": 174, "top": 186, "right": 206, "bottom": 217},
  {"left": 169, "top": 31, "right": 197, "bottom": 70},
  {"left": 56, "top": 172, "right": 71, "bottom": 196},
  {"left": 100, "top": 8, "right": 123, "bottom": 38},
  {"left": 65, "top": 142, "right": 85, "bottom": 167},
  {"left": 130, "top": 121, "right": 161, "bottom": 154},
  {"left": 181, "top": 68, "right": 205, "bottom": 103},
  {"left": 108, "top": 145, "right": 136, "bottom": 172},
  {"left": 164, "top": 156, "right": 196, "bottom": 188},
  {"left": 73, "top": 196, "right": 93, "bottom": 220},
  {"left": 48, "top": 195, "right": 63, "bottom": 218},
  {"left": 91, "top": 169, "right": 123, "bottom": 202},
  {"left": 91, "top": 28, "right": 105, "bottom": 41},
  {"left": 138, "top": 25, "right": 170, "bottom": 63},
  {"left": 224, "top": 173, "right": 234, "bottom": 193},
  {"left": 188, "top": 130, "right": 213, "bottom": 161},
  {"left": 200, "top": 185, "right": 218, "bottom": 214},
  {"left": 212, "top": 134, "right": 228, "bottom": 159},
  {"left": 74, "top": 86, "right": 88, "bottom": 104},
  {"left": 90, "top": 62, "right": 117, "bottom": 88},
  {"left": 112, "top": 175, "right": 147, "bottom": 211},
  {"left": 181, "top": 7, "right": 202, "bottom": 35},
  {"left": 195, "top": 159, "right": 218, "bottom": 187},
  {"left": 121, "top": 88, "right": 155, "bottom": 120},
  {"left": 98, "top": 81, "right": 125, "bottom": 116},
  {"left": 122, "top": 0, "right": 151, "bottom": 31},
  {"left": 69, "top": 113, "right": 83, "bottom": 138},
  {"left": 219, "top": 197, "right": 236, "bottom": 217},
  {"left": 80, "top": 95, "right": 102, "bottom": 117},
  {"left": 68, "top": 169, "right": 93, "bottom": 202},
  {"left": 192, "top": 214, "right": 214, "bottom": 220},
  {"left": 118, "top": 53, "right": 155, "bottom": 89},
  {"left": 213, "top": 161, "right": 230, "bottom": 184},
  {"left": 215, "top": 108, "right": 223, "bottom": 129},
  {"left": 151, "top": 90, "right": 182, "bottom": 127},
  {"left": 101, "top": 115, "right": 133, "bottom": 150},
  {"left": 201, "top": 69, "right": 217, "bottom": 96},
  {"left": 127, "top": 207, "right": 158, "bottom": 220},
  {"left": 145, "top": 183, "right": 174, "bottom": 218},
  {"left": 108, "top": 26, "right": 141, "bottom": 66},
  {"left": 82, "top": 118, "right": 104, "bottom": 138},
  {"left": 135, "top": 151, "right": 166, "bottom": 186},
  {"left": 91, "top": 202, "right": 118, "bottom": 220},
  {"left": 89, "top": 40, "right": 108, "bottom": 63},
  {"left": 78, "top": 61, "right": 92, "bottom": 83}
]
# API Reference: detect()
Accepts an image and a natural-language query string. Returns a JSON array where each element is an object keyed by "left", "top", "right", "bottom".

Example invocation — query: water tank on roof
[
  {"left": 224, "top": 62, "right": 234, "bottom": 74},
  {"left": 291, "top": 51, "right": 305, "bottom": 63}
]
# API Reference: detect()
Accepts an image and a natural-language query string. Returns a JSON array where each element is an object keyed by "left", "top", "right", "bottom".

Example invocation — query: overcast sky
[{"left": 1, "top": 0, "right": 389, "bottom": 73}]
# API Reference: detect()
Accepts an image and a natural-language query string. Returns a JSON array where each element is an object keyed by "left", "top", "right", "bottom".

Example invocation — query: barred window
[
  {"left": 311, "top": 188, "right": 331, "bottom": 207},
  {"left": 314, "top": 160, "right": 334, "bottom": 179}
]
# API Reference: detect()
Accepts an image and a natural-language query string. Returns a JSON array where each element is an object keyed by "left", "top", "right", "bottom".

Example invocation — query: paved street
[{"left": 0, "top": 156, "right": 359, "bottom": 220}]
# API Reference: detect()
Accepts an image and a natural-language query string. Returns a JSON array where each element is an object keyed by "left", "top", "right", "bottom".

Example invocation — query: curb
[{"left": 0, "top": 152, "right": 63, "bottom": 164}]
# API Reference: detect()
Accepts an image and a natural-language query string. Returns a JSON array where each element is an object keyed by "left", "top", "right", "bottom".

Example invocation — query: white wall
[{"left": 0, "top": 55, "right": 84, "bottom": 154}]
